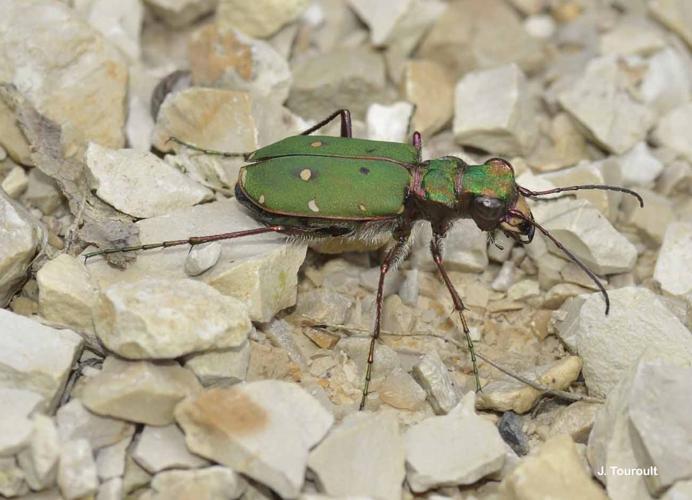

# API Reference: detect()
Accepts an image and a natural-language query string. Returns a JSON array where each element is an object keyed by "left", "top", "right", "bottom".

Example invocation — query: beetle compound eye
[{"left": 473, "top": 196, "right": 505, "bottom": 221}]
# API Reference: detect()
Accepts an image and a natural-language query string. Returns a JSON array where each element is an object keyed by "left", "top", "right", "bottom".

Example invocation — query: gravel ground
[{"left": 0, "top": 1, "right": 691, "bottom": 499}]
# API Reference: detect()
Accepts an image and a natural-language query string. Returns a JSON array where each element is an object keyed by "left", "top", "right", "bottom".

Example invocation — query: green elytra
[
  {"left": 85, "top": 109, "right": 643, "bottom": 412},
  {"left": 238, "top": 135, "right": 517, "bottom": 220}
]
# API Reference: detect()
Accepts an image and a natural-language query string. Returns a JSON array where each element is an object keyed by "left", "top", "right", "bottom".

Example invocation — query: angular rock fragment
[
  {"left": 74, "top": 0, "right": 144, "bottom": 61},
  {"left": 287, "top": 48, "right": 386, "bottom": 120},
  {"left": 56, "top": 398, "right": 135, "bottom": 451},
  {"left": 454, "top": 64, "right": 537, "bottom": 156},
  {"left": 58, "top": 439, "right": 98, "bottom": 500},
  {"left": 185, "top": 242, "right": 222, "bottom": 277},
  {"left": 531, "top": 198, "right": 637, "bottom": 275},
  {"left": 402, "top": 59, "right": 454, "bottom": 136},
  {"left": 559, "top": 56, "right": 654, "bottom": 154},
  {"left": 477, "top": 356, "right": 582, "bottom": 414},
  {"left": 17, "top": 414, "right": 60, "bottom": 490},
  {"left": 418, "top": 0, "right": 544, "bottom": 77},
  {"left": 175, "top": 381, "right": 333, "bottom": 498},
  {"left": 623, "top": 189, "right": 674, "bottom": 244},
  {"left": 412, "top": 350, "right": 460, "bottom": 414},
  {"left": 132, "top": 424, "right": 209, "bottom": 473},
  {"left": 84, "top": 199, "right": 307, "bottom": 322},
  {"left": 81, "top": 358, "right": 202, "bottom": 425},
  {"left": 184, "top": 341, "right": 251, "bottom": 386},
  {"left": 217, "top": 0, "right": 310, "bottom": 38},
  {"left": 0, "top": 309, "right": 82, "bottom": 409},
  {"left": 189, "top": 26, "right": 292, "bottom": 105},
  {"left": 1, "top": 166, "right": 28, "bottom": 198},
  {"left": 378, "top": 367, "right": 427, "bottom": 410},
  {"left": 652, "top": 102, "right": 692, "bottom": 162},
  {"left": 86, "top": 143, "right": 212, "bottom": 219},
  {"left": 0, "top": 189, "right": 43, "bottom": 306},
  {"left": 144, "top": 0, "right": 217, "bottom": 28},
  {"left": 366, "top": 102, "right": 414, "bottom": 143},
  {"left": 152, "top": 88, "right": 258, "bottom": 154},
  {"left": 654, "top": 222, "right": 692, "bottom": 296},
  {"left": 0, "top": 457, "right": 27, "bottom": 497},
  {"left": 37, "top": 254, "right": 98, "bottom": 340},
  {"left": 146, "top": 466, "right": 246, "bottom": 500},
  {"left": 0, "top": 0, "right": 128, "bottom": 158},
  {"left": 96, "top": 436, "right": 131, "bottom": 481},
  {"left": 405, "top": 394, "right": 506, "bottom": 491},
  {"left": 640, "top": 48, "right": 691, "bottom": 116},
  {"left": 649, "top": 0, "right": 692, "bottom": 48},
  {"left": 94, "top": 278, "right": 251, "bottom": 359},
  {"left": 0, "top": 388, "right": 45, "bottom": 456},
  {"left": 589, "top": 358, "right": 692, "bottom": 499},
  {"left": 569, "top": 287, "right": 692, "bottom": 397},
  {"left": 618, "top": 142, "right": 664, "bottom": 187},
  {"left": 97, "top": 478, "right": 123, "bottom": 500},
  {"left": 501, "top": 435, "right": 607, "bottom": 499},
  {"left": 308, "top": 412, "right": 405, "bottom": 500}
]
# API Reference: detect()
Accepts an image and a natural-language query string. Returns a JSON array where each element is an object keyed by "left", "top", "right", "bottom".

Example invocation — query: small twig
[
  {"left": 64, "top": 183, "right": 88, "bottom": 254},
  {"left": 308, "top": 322, "right": 604, "bottom": 405}
]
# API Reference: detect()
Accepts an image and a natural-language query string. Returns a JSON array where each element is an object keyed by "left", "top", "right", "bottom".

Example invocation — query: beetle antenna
[
  {"left": 508, "top": 210, "right": 610, "bottom": 315},
  {"left": 518, "top": 185, "right": 643, "bottom": 208}
]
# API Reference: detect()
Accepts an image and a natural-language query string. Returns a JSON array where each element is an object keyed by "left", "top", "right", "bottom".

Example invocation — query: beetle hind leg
[
  {"left": 167, "top": 137, "right": 250, "bottom": 158},
  {"left": 430, "top": 232, "right": 482, "bottom": 393}
]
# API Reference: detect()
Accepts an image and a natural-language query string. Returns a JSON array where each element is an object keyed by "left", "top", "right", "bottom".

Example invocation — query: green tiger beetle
[{"left": 85, "top": 109, "right": 643, "bottom": 410}]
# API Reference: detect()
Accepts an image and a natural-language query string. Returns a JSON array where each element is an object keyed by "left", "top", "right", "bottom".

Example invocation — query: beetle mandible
[{"left": 85, "top": 109, "right": 643, "bottom": 410}]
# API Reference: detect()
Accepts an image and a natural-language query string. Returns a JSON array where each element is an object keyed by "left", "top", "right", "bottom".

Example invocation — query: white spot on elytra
[
  {"left": 308, "top": 199, "right": 319, "bottom": 212},
  {"left": 311, "top": 141, "right": 322, "bottom": 147},
  {"left": 300, "top": 169, "right": 312, "bottom": 181},
  {"left": 259, "top": 194, "right": 265, "bottom": 204},
  {"left": 358, "top": 204, "right": 367, "bottom": 212}
]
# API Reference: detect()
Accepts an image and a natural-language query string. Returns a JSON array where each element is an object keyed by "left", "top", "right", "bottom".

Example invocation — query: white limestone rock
[
  {"left": 653, "top": 103, "right": 692, "bottom": 163},
  {"left": 94, "top": 278, "right": 251, "bottom": 359},
  {"left": 588, "top": 358, "right": 692, "bottom": 499},
  {"left": 184, "top": 341, "right": 251, "bottom": 386},
  {"left": 618, "top": 142, "right": 664, "bottom": 187},
  {"left": 0, "top": 189, "right": 43, "bottom": 306},
  {"left": 623, "top": 189, "right": 674, "bottom": 244},
  {"left": 558, "top": 56, "right": 654, "bottom": 154},
  {"left": 405, "top": 393, "right": 506, "bottom": 491},
  {"left": 96, "top": 478, "right": 123, "bottom": 500},
  {"left": 84, "top": 199, "right": 307, "bottom": 322},
  {"left": 0, "top": 388, "right": 45, "bottom": 456},
  {"left": 86, "top": 143, "right": 212, "bottom": 219},
  {"left": 571, "top": 287, "right": 692, "bottom": 397},
  {"left": 132, "top": 424, "right": 209, "bottom": 473},
  {"left": 402, "top": 59, "right": 454, "bottom": 136},
  {"left": 0, "top": 310, "right": 82, "bottom": 410},
  {"left": 649, "top": 0, "right": 692, "bottom": 48},
  {"left": 1, "top": 166, "right": 28, "bottom": 198},
  {"left": 0, "top": 0, "right": 127, "bottom": 159},
  {"left": 146, "top": 466, "right": 246, "bottom": 500},
  {"left": 144, "top": 0, "right": 217, "bottom": 28},
  {"left": 308, "top": 412, "right": 405, "bottom": 500},
  {"left": 531, "top": 198, "right": 637, "bottom": 275},
  {"left": 0, "top": 457, "right": 27, "bottom": 497},
  {"left": 379, "top": 367, "right": 427, "bottom": 411},
  {"left": 640, "top": 48, "right": 691, "bottom": 116},
  {"left": 185, "top": 242, "right": 222, "bottom": 277},
  {"left": 56, "top": 398, "right": 135, "bottom": 451},
  {"left": 17, "top": 414, "right": 60, "bottom": 490},
  {"left": 217, "top": 0, "right": 310, "bottom": 38},
  {"left": 175, "top": 381, "right": 334, "bottom": 498},
  {"left": 366, "top": 102, "right": 414, "bottom": 143},
  {"left": 654, "top": 222, "right": 692, "bottom": 297},
  {"left": 81, "top": 358, "right": 202, "bottom": 426},
  {"left": 501, "top": 435, "right": 607, "bottom": 499},
  {"left": 348, "top": 0, "right": 445, "bottom": 53},
  {"left": 58, "top": 439, "right": 98, "bottom": 500},
  {"left": 412, "top": 350, "right": 460, "bottom": 415},
  {"left": 73, "top": 0, "right": 144, "bottom": 61},
  {"left": 454, "top": 64, "right": 538, "bottom": 156},
  {"left": 599, "top": 18, "right": 665, "bottom": 56},
  {"left": 96, "top": 436, "right": 131, "bottom": 480},
  {"left": 37, "top": 254, "right": 98, "bottom": 340}
]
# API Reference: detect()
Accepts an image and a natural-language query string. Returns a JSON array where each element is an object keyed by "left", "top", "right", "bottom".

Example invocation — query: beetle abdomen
[{"left": 238, "top": 156, "right": 411, "bottom": 219}]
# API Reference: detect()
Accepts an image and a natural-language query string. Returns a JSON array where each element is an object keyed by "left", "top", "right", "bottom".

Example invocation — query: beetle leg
[
  {"left": 430, "top": 231, "right": 482, "bottom": 393},
  {"left": 166, "top": 137, "right": 250, "bottom": 158},
  {"left": 299, "top": 109, "right": 352, "bottom": 138},
  {"left": 83, "top": 226, "right": 288, "bottom": 261},
  {"left": 360, "top": 229, "right": 412, "bottom": 410}
]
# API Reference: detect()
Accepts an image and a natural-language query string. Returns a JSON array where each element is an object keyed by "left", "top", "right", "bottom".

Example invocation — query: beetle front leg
[
  {"left": 299, "top": 109, "right": 352, "bottom": 138},
  {"left": 360, "top": 230, "right": 411, "bottom": 410},
  {"left": 430, "top": 231, "right": 482, "bottom": 393}
]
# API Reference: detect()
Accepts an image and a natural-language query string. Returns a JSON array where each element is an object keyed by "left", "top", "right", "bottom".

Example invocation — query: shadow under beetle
[{"left": 85, "top": 109, "right": 643, "bottom": 410}]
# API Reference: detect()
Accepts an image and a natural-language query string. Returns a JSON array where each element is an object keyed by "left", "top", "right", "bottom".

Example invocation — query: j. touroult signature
[{"left": 596, "top": 465, "right": 659, "bottom": 477}]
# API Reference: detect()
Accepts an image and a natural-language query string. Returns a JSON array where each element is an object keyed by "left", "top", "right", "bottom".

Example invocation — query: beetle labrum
[{"left": 85, "top": 109, "right": 643, "bottom": 410}]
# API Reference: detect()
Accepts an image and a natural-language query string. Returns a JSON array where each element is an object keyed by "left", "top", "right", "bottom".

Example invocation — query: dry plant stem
[
  {"left": 64, "top": 184, "right": 88, "bottom": 254},
  {"left": 310, "top": 322, "right": 604, "bottom": 405}
]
